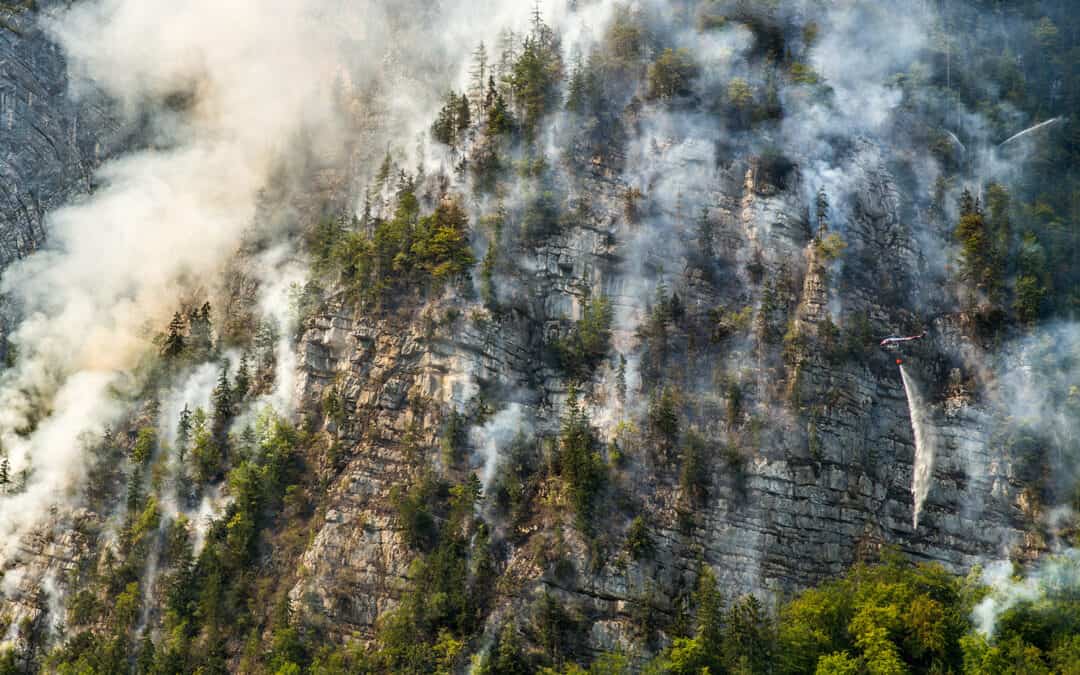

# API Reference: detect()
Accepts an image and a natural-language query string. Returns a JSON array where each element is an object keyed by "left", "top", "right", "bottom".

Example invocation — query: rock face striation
[
  {"left": 284, "top": 137, "right": 1035, "bottom": 653},
  {"left": 0, "top": 0, "right": 1053, "bottom": 666},
  {"left": 0, "top": 2, "right": 118, "bottom": 268}
]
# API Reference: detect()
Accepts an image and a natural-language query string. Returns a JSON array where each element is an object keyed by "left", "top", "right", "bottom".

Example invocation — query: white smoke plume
[
  {"left": 974, "top": 551, "right": 1080, "bottom": 637},
  {"left": 470, "top": 403, "right": 530, "bottom": 490},
  {"left": 0, "top": 0, "right": 353, "bottom": 557},
  {"left": 0, "top": 0, "right": 589, "bottom": 560}
]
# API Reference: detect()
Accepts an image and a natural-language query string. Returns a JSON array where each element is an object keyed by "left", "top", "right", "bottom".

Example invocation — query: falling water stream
[
  {"left": 998, "top": 117, "right": 1063, "bottom": 147},
  {"left": 900, "top": 365, "right": 935, "bottom": 530}
]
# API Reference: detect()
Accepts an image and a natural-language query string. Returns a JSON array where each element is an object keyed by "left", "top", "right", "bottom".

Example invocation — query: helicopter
[
  {"left": 879, "top": 331, "right": 927, "bottom": 348},
  {"left": 879, "top": 331, "right": 927, "bottom": 365}
]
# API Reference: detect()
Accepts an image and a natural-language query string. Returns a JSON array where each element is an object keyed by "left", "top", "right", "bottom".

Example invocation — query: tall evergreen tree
[
  {"left": 233, "top": 352, "right": 251, "bottom": 402},
  {"left": 177, "top": 404, "right": 193, "bottom": 462},
  {"left": 162, "top": 311, "right": 186, "bottom": 358},
  {"left": 211, "top": 363, "right": 233, "bottom": 446},
  {"left": 187, "top": 302, "right": 214, "bottom": 360}
]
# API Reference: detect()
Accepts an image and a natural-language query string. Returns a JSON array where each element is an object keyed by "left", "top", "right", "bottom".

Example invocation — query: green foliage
[
  {"left": 377, "top": 474, "right": 491, "bottom": 673},
  {"left": 521, "top": 189, "right": 561, "bottom": 242},
  {"left": 814, "top": 651, "right": 861, "bottom": 674},
  {"left": 485, "top": 77, "right": 515, "bottom": 137},
  {"left": 816, "top": 233, "right": 847, "bottom": 261},
  {"left": 479, "top": 210, "right": 504, "bottom": 308},
  {"left": 789, "top": 61, "right": 821, "bottom": 85},
  {"left": 558, "top": 387, "right": 607, "bottom": 535},
  {"left": 1014, "top": 231, "right": 1048, "bottom": 325},
  {"left": 432, "top": 90, "right": 472, "bottom": 146},
  {"left": 42, "top": 414, "right": 309, "bottom": 675},
  {"left": 487, "top": 623, "right": 531, "bottom": 675},
  {"left": 161, "top": 312, "right": 186, "bottom": 358},
  {"left": 155, "top": 302, "right": 214, "bottom": 364},
  {"left": 646, "top": 48, "right": 699, "bottom": 100},
  {"left": 392, "top": 472, "right": 445, "bottom": 553},
  {"left": 490, "top": 433, "right": 539, "bottom": 536},
  {"left": 679, "top": 430, "right": 710, "bottom": 507},
  {"left": 309, "top": 188, "right": 475, "bottom": 307},
  {"left": 131, "top": 427, "right": 156, "bottom": 466},
  {"left": 955, "top": 189, "right": 1003, "bottom": 305},
  {"left": 439, "top": 410, "right": 470, "bottom": 469},
  {"left": 189, "top": 407, "right": 221, "bottom": 484},
  {"left": 510, "top": 28, "right": 563, "bottom": 141},
  {"left": 534, "top": 593, "right": 582, "bottom": 666},
  {"left": 727, "top": 78, "right": 754, "bottom": 107},
  {"left": 648, "top": 386, "right": 679, "bottom": 451},
  {"left": 711, "top": 305, "right": 753, "bottom": 342},
  {"left": 626, "top": 515, "right": 654, "bottom": 561},
  {"left": 552, "top": 295, "right": 614, "bottom": 379},
  {"left": 776, "top": 550, "right": 969, "bottom": 674},
  {"left": 410, "top": 199, "right": 477, "bottom": 281}
]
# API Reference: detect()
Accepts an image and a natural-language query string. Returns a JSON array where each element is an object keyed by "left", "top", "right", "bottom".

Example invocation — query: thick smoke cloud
[
  {"left": 0, "top": 0, "right": 351, "bottom": 557},
  {"left": 0, "top": 0, "right": 541, "bottom": 559}
]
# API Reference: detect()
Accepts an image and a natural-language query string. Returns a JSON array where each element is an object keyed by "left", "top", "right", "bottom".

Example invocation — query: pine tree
[
  {"left": 566, "top": 57, "right": 588, "bottom": 114},
  {"left": 697, "top": 207, "right": 714, "bottom": 256},
  {"left": 126, "top": 470, "right": 143, "bottom": 514},
  {"left": 255, "top": 320, "right": 279, "bottom": 370},
  {"left": 432, "top": 91, "right": 459, "bottom": 146},
  {"left": 616, "top": 354, "right": 628, "bottom": 405},
  {"left": 233, "top": 352, "right": 251, "bottom": 402},
  {"left": 816, "top": 187, "right": 830, "bottom": 240},
  {"left": 177, "top": 404, "right": 193, "bottom": 462},
  {"left": 649, "top": 386, "right": 679, "bottom": 449},
  {"left": 469, "top": 42, "right": 489, "bottom": 112},
  {"left": 135, "top": 633, "right": 156, "bottom": 675},
  {"left": 190, "top": 407, "right": 220, "bottom": 484},
  {"left": 187, "top": 302, "right": 214, "bottom": 360},
  {"left": 0, "top": 455, "right": 9, "bottom": 490},
  {"left": 695, "top": 566, "right": 725, "bottom": 657},
  {"left": 956, "top": 188, "right": 999, "bottom": 300},
  {"left": 376, "top": 149, "right": 393, "bottom": 189},
  {"left": 530, "top": 0, "right": 544, "bottom": 36},
  {"left": 486, "top": 87, "right": 513, "bottom": 136},
  {"left": 484, "top": 75, "right": 499, "bottom": 111},
  {"left": 162, "top": 311, "right": 186, "bottom": 358},
  {"left": 455, "top": 92, "right": 471, "bottom": 135},
  {"left": 211, "top": 362, "right": 233, "bottom": 445}
]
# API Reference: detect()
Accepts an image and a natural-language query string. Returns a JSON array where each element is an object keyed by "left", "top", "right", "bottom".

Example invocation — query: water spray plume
[
  {"left": 900, "top": 364, "right": 935, "bottom": 530},
  {"left": 998, "top": 117, "right": 1063, "bottom": 147}
]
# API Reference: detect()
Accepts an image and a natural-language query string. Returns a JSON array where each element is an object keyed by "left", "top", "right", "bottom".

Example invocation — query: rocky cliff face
[
  {"left": 0, "top": 2, "right": 117, "bottom": 268},
  {"left": 283, "top": 134, "right": 1036, "bottom": 655},
  {"left": 0, "top": 0, "right": 1065, "bottom": 669}
]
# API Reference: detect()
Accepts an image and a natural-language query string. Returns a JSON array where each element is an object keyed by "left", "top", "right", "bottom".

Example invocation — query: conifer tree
[
  {"left": 162, "top": 312, "right": 186, "bottom": 358},
  {"left": 177, "top": 404, "right": 193, "bottom": 462},
  {"left": 187, "top": 302, "right": 214, "bottom": 360},
  {"left": 469, "top": 42, "right": 489, "bottom": 112},
  {"left": 233, "top": 352, "right": 251, "bottom": 402},
  {"left": 616, "top": 354, "right": 628, "bottom": 405},
  {"left": 816, "top": 188, "right": 829, "bottom": 240},
  {"left": 455, "top": 92, "right": 471, "bottom": 136},
  {"left": 126, "top": 470, "right": 143, "bottom": 514},
  {"left": 211, "top": 362, "right": 233, "bottom": 446}
]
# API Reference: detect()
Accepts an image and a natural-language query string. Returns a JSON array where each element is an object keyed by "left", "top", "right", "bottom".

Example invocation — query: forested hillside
[{"left": 1, "top": 1, "right": 1080, "bottom": 673}]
